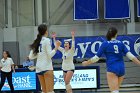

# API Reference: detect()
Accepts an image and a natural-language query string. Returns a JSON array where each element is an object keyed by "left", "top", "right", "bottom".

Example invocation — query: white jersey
[
  {"left": 29, "top": 37, "right": 56, "bottom": 73},
  {"left": 0, "top": 58, "right": 14, "bottom": 72},
  {"left": 58, "top": 40, "right": 75, "bottom": 71}
]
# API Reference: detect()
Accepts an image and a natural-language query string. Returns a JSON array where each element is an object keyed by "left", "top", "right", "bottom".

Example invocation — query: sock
[{"left": 66, "top": 83, "right": 72, "bottom": 90}]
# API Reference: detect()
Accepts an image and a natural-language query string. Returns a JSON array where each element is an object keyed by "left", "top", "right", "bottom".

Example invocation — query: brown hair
[
  {"left": 106, "top": 27, "right": 118, "bottom": 41},
  {"left": 3, "top": 51, "right": 11, "bottom": 58},
  {"left": 30, "top": 23, "right": 48, "bottom": 54}
]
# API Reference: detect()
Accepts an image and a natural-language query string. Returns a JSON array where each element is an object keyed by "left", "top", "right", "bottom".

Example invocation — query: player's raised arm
[
  {"left": 51, "top": 32, "right": 64, "bottom": 52},
  {"left": 45, "top": 39, "right": 61, "bottom": 58},
  {"left": 71, "top": 31, "right": 75, "bottom": 50}
]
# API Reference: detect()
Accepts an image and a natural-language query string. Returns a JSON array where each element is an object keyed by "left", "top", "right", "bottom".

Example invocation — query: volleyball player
[
  {"left": 29, "top": 23, "right": 61, "bottom": 93},
  {"left": 0, "top": 51, "right": 15, "bottom": 93},
  {"left": 52, "top": 31, "right": 75, "bottom": 93},
  {"left": 82, "top": 27, "right": 140, "bottom": 93}
]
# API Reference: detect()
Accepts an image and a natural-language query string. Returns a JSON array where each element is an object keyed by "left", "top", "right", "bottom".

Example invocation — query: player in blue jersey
[{"left": 82, "top": 27, "right": 140, "bottom": 93}]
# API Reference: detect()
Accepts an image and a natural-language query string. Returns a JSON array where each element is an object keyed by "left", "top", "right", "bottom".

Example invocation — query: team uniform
[
  {"left": 0, "top": 57, "right": 14, "bottom": 92},
  {"left": 92, "top": 39, "right": 129, "bottom": 77},
  {"left": 58, "top": 40, "right": 75, "bottom": 73},
  {"left": 0, "top": 58, "right": 14, "bottom": 72},
  {"left": 29, "top": 36, "right": 56, "bottom": 74}
]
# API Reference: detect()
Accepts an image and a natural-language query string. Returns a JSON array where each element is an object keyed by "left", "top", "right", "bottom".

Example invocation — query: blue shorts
[
  {"left": 107, "top": 62, "right": 125, "bottom": 77},
  {"left": 63, "top": 70, "right": 75, "bottom": 73},
  {"left": 37, "top": 70, "right": 48, "bottom": 75}
]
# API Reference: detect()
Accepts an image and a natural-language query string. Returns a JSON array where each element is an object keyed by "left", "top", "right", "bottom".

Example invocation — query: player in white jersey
[
  {"left": 0, "top": 51, "right": 15, "bottom": 93},
  {"left": 52, "top": 31, "right": 75, "bottom": 93},
  {"left": 29, "top": 23, "right": 61, "bottom": 93}
]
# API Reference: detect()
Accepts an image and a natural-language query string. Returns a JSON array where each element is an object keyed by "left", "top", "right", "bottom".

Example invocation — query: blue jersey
[{"left": 96, "top": 39, "right": 129, "bottom": 76}]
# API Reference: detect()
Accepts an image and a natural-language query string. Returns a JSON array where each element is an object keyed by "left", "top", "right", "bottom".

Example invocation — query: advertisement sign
[
  {"left": 54, "top": 69, "right": 98, "bottom": 89},
  {"left": 1, "top": 72, "right": 36, "bottom": 91},
  {"left": 1, "top": 67, "right": 100, "bottom": 91}
]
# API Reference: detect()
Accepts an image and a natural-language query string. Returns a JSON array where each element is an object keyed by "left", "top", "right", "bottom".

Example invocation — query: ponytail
[
  {"left": 30, "top": 34, "right": 42, "bottom": 54},
  {"left": 106, "top": 30, "right": 112, "bottom": 41},
  {"left": 30, "top": 23, "right": 48, "bottom": 54}
]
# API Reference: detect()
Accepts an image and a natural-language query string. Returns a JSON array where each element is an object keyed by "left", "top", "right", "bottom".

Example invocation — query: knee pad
[
  {"left": 66, "top": 83, "right": 72, "bottom": 90},
  {"left": 111, "top": 90, "right": 119, "bottom": 93}
]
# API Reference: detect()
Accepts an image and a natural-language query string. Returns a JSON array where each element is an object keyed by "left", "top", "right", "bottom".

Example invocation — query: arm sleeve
[
  {"left": 71, "top": 40, "right": 75, "bottom": 48},
  {"left": 29, "top": 50, "right": 38, "bottom": 59},
  {"left": 53, "top": 38, "right": 56, "bottom": 46},
  {"left": 10, "top": 58, "right": 14, "bottom": 65},
  {"left": 96, "top": 42, "right": 106, "bottom": 57},
  {"left": 69, "top": 40, "right": 75, "bottom": 56},
  {"left": 58, "top": 47, "right": 64, "bottom": 52},
  {"left": 90, "top": 55, "right": 100, "bottom": 63},
  {"left": 0, "top": 60, "right": 2, "bottom": 67},
  {"left": 45, "top": 39, "right": 56, "bottom": 58},
  {"left": 71, "top": 40, "right": 75, "bottom": 50},
  {"left": 126, "top": 52, "right": 135, "bottom": 60}
]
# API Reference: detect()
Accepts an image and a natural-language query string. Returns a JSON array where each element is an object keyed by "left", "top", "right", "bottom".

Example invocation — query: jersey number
[
  {"left": 64, "top": 56, "right": 66, "bottom": 59},
  {"left": 114, "top": 45, "right": 119, "bottom": 53},
  {"left": 39, "top": 44, "right": 42, "bottom": 52}
]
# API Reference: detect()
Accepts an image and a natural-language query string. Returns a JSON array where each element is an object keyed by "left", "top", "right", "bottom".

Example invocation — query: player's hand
[
  {"left": 82, "top": 61, "right": 90, "bottom": 66},
  {"left": 55, "top": 40, "right": 61, "bottom": 48},
  {"left": 28, "top": 66, "right": 36, "bottom": 71},
  {"left": 71, "top": 29, "right": 75, "bottom": 37},
  {"left": 51, "top": 32, "right": 56, "bottom": 38}
]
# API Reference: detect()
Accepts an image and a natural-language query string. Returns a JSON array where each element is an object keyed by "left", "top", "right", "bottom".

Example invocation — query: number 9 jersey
[{"left": 96, "top": 39, "right": 129, "bottom": 77}]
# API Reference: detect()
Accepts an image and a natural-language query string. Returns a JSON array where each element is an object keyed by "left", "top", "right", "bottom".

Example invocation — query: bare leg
[
  {"left": 107, "top": 72, "right": 119, "bottom": 93},
  {"left": 63, "top": 72, "right": 67, "bottom": 82},
  {"left": 64, "top": 71, "right": 74, "bottom": 93},
  {"left": 118, "top": 76, "right": 124, "bottom": 89},
  {"left": 38, "top": 75, "right": 46, "bottom": 93},
  {"left": 44, "top": 70, "right": 54, "bottom": 93}
]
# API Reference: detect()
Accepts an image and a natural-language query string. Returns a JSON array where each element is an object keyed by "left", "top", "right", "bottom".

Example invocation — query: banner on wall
[
  {"left": 74, "top": 0, "right": 99, "bottom": 20},
  {"left": 104, "top": 0, "right": 130, "bottom": 19},
  {"left": 53, "top": 34, "right": 140, "bottom": 59},
  {"left": 138, "top": 0, "right": 140, "bottom": 17}
]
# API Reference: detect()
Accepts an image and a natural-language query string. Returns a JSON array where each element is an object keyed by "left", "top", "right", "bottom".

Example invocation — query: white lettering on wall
[
  {"left": 122, "top": 40, "right": 130, "bottom": 50},
  {"left": 77, "top": 42, "right": 91, "bottom": 58},
  {"left": 91, "top": 41, "right": 102, "bottom": 54}
]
